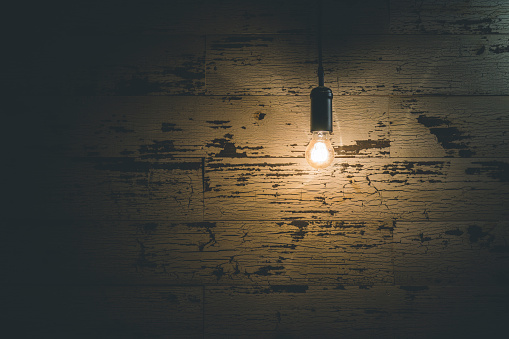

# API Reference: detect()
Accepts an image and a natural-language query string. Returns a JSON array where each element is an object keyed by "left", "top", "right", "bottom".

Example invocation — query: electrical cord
[{"left": 317, "top": 0, "right": 324, "bottom": 87}]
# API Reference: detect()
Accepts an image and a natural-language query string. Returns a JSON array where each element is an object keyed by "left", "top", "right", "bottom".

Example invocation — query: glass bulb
[{"left": 305, "top": 131, "right": 334, "bottom": 169}]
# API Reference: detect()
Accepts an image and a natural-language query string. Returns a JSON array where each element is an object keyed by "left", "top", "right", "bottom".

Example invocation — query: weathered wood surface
[
  {"left": 207, "top": 34, "right": 509, "bottom": 95},
  {"left": 205, "top": 285, "right": 509, "bottom": 338},
  {"left": 1, "top": 220, "right": 393, "bottom": 285},
  {"left": 206, "top": 35, "right": 317, "bottom": 96},
  {"left": 3, "top": 285, "right": 203, "bottom": 338},
  {"left": 393, "top": 221, "right": 509, "bottom": 285},
  {"left": 10, "top": 95, "right": 508, "bottom": 160},
  {"left": 205, "top": 158, "right": 509, "bottom": 221},
  {"left": 6, "top": 158, "right": 203, "bottom": 221},
  {"left": 7, "top": 34, "right": 508, "bottom": 96},
  {"left": 390, "top": 0, "right": 509, "bottom": 34},
  {"left": 9, "top": 96, "right": 388, "bottom": 158},
  {"left": 5, "top": 0, "right": 509, "bottom": 337},
  {"left": 326, "top": 34, "right": 509, "bottom": 95},
  {"left": 5, "top": 220, "right": 508, "bottom": 286},
  {"left": 15, "top": 156, "right": 504, "bottom": 223},
  {"left": 6, "top": 35, "right": 205, "bottom": 95},
  {"left": 14, "top": 0, "right": 509, "bottom": 36},
  {"left": 21, "top": 156, "right": 509, "bottom": 223},
  {"left": 390, "top": 96, "right": 509, "bottom": 158}
]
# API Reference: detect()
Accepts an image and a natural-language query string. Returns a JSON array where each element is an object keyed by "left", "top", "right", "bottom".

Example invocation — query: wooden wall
[{"left": 3, "top": 0, "right": 509, "bottom": 337}]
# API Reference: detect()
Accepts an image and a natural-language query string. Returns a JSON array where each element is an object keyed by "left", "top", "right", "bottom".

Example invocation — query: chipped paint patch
[
  {"left": 465, "top": 161, "right": 509, "bottom": 182},
  {"left": 416, "top": 115, "right": 473, "bottom": 157},
  {"left": 335, "top": 139, "right": 390, "bottom": 155}
]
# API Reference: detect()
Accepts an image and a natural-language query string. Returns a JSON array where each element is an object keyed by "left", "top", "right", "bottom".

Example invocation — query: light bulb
[{"left": 305, "top": 131, "right": 334, "bottom": 169}]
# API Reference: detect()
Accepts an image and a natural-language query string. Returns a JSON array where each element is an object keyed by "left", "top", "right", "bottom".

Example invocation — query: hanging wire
[{"left": 317, "top": 0, "right": 324, "bottom": 87}]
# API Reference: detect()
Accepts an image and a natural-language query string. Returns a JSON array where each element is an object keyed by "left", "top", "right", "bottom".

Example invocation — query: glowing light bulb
[{"left": 305, "top": 131, "right": 334, "bottom": 169}]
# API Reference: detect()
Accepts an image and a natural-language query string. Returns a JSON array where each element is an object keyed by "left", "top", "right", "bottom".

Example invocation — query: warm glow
[{"left": 305, "top": 131, "right": 334, "bottom": 169}]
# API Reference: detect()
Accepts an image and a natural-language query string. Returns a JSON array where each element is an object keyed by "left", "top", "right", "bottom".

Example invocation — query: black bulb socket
[{"left": 310, "top": 86, "right": 333, "bottom": 132}]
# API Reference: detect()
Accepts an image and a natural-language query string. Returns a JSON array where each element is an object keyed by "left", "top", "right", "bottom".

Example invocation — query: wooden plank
[
  {"left": 207, "top": 34, "right": 509, "bottom": 95},
  {"left": 21, "top": 1, "right": 316, "bottom": 35},
  {"left": 64, "top": 0, "right": 317, "bottom": 35},
  {"left": 390, "top": 0, "right": 509, "bottom": 34},
  {"left": 323, "top": 0, "right": 390, "bottom": 34},
  {"left": 205, "top": 285, "right": 396, "bottom": 338},
  {"left": 389, "top": 286, "right": 509, "bottom": 338},
  {"left": 6, "top": 157, "right": 203, "bottom": 221},
  {"left": 6, "top": 35, "right": 205, "bottom": 95},
  {"left": 1, "top": 220, "right": 393, "bottom": 285},
  {"left": 205, "top": 285, "right": 509, "bottom": 338},
  {"left": 326, "top": 34, "right": 509, "bottom": 95},
  {"left": 390, "top": 96, "right": 509, "bottom": 158},
  {"left": 393, "top": 221, "right": 509, "bottom": 285},
  {"left": 9, "top": 1, "right": 388, "bottom": 36},
  {"left": 204, "top": 158, "right": 509, "bottom": 221},
  {"left": 206, "top": 35, "right": 317, "bottom": 96},
  {"left": 2, "top": 285, "right": 203, "bottom": 338},
  {"left": 9, "top": 96, "right": 388, "bottom": 159}
]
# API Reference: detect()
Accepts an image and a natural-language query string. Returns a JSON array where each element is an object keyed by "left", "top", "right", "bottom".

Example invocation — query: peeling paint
[
  {"left": 444, "top": 229, "right": 463, "bottom": 236},
  {"left": 335, "top": 139, "right": 390, "bottom": 155},
  {"left": 489, "top": 44, "right": 509, "bottom": 54},
  {"left": 92, "top": 157, "right": 201, "bottom": 172},
  {"left": 465, "top": 161, "right": 509, "bottom": 181},
  {"left": 253, "top": 265, "right": 285, "bottom": 276},
  {"left": 269, "top": 285, "right": 308, "bottom": 293},
  {"left": 161, "top": 123, "right": 183, "bottom": 132}
]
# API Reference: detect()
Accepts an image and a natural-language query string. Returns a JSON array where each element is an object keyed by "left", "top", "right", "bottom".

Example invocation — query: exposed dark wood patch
[{"left": 390, "top": 96, "right": 509, "bottom": 158}]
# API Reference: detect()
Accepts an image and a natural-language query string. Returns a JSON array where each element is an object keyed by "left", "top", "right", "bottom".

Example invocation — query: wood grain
[
  {"left": 390, "top": 0, "right": 509, "bottom": 34},
  {"left": 205, "top": 285, "right": 509, "bottom": 338},
  {"left": 3, "top": 285, "right": 203, "bottom": 338},
  {"left": 204, "top": 158, "right": 509, "bottom": 221},
  {"left": 393, "top": 220, "right": 509, "bottom": 286},
  {"left": 390, "top": 96, "right": 509, "bottom": 158}
]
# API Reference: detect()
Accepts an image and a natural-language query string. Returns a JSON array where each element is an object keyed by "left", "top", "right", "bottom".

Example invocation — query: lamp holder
[
  {"left": 310, "top": 86, "right": 333, "bottom": 132},
  {"left": 310, "top": 0, "right": 332, "bottom": 133}
]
